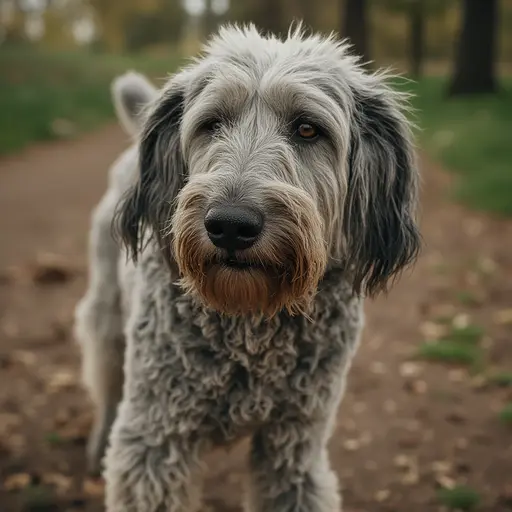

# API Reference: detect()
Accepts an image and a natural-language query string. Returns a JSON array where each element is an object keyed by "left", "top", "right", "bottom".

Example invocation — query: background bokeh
[{"left": 0, "top": 1, "right": 511, "bottom": 512}]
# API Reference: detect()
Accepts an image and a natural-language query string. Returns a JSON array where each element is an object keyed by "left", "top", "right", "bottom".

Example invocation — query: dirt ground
[{"left": 0, "top": 125, "right": 510, "bottom": 512}]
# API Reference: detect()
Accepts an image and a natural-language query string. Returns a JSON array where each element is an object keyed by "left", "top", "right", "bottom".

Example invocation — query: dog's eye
[
  {"left": 295, "top": 122, "right": 319, "bottom": 141},
  {"left": 203, "top": 120, "right": 222, "bottom": 133}
]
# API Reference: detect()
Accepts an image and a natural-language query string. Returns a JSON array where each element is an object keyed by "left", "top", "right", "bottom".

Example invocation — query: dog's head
[{"left": 116, "top": 25, "right": 420, "bottom": 317}]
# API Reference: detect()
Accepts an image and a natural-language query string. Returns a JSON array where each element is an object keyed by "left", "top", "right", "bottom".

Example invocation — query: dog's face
[{"left": 118, "top": 25, "right": 420, "bottom": 317}]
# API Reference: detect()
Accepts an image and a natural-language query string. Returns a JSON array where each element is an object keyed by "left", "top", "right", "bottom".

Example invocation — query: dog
[{"left": 74, "top": 24, "right": 420, "bottom": 512}]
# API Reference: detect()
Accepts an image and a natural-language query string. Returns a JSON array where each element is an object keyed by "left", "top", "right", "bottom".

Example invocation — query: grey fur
[{"left": 74, "top": 24, "right": 420, "bottom": 511}]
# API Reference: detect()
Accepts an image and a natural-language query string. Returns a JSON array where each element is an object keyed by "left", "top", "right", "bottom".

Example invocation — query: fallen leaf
[
  {"left": 399, "top": 362, "right": 422, "bottom": 378},
  {"left": 436, "top": 474, "right": 456, "bottom": 490},
  {"left": 47, "top": 370, "right": 77, "bottom": 392},
  {"left": 452, "top": 313, "right": 470, "bottom": 329},
  {"left": 42, "top": 473, "right": 72, "bottom": 494},
  {"left": 3, "top": 473, "right": 31, "bottom": 491},
  {"left": 343, "top": 439, "right": 360, "bottom": 452},
  {"left": 420, "top": 321, "right": 447, "bottom": 340},
  {"left": 83, "top": 478, "right": 105, "bottom": 497},
  {"left": 493, "top": 309, "right": 512, "bottom": 325},
  {"left": 432, "top": 460, "right": 452, "bottom": 475},
  {"left": 374, "top": 489, "right": 391, "bottom": 502}
]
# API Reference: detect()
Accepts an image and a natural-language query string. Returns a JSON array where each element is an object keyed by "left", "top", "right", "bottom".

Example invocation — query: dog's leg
[
  {"left": 104, "top": 419, "right": 204, "bottom": 512},
  {"left": 74, "top": 187, "right": 125, "bottom": 475},
  {"left": 103, "top": 272, "right": 206, "bottom": 512},
  {"left": 246, "top": 419, "right": 341, "bottom": 512}
]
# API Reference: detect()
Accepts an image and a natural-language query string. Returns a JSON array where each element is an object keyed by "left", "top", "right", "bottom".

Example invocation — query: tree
[
  {"left": 380, "top": 0, "right": 449, "bottom": 79},
  {"left": 342, "top": 0, "right": 369, "bottom": 61},
  {"left": 449, "top": 0, "right": 499, "bottom": 95},
  {"left": 229, "top": 0, "right": 285, "bottom": 36},
  {"left": 408, "top": 0, "right": 425, "bottom": 78}
]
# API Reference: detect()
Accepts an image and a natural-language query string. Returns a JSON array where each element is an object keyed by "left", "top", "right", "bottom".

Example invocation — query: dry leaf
[
  {"left": 11, "top": 350, "right": 36, "bottom": 366},
  {"left": 47, "top": 370, "right": 77, "bottom": 392},
  {"left": 401, "top": 469, "right": 420, "bottom": 485},
  {"left": 493, "top": 309, "right": 512, "bottom": 325},
  {"left": 432, "top": 460, "right": 452, "bottom": 475},
  {"left": 3, "top": 473, "right": 31, "bottom": 491},
  {"left": 394, "top": 454, "right": 414, "bottom": 469},
  {"left": 452, "top": 313, "right": 470, "bottom": 329},
  {"left": 436, "top": 475, "right": 456, "bottom": 490},
  {"left": 400, "top": 362, "right": 422, "bottom": 378},
  {"left": 343, "top": 439, "right": 360, "bottom": 452},
  {"left": 374, "top": 489, "right": 391, "bottom": 502},
  {"left": 448, "top": 369, "right": 467, "bottom": 383},
  {"left": 42, "top": 473, "right": 72, "bottom": 494},
  {"left": 83, "top": 478, "right": 105, "bottom": 497},
  {"left": 420, "top": 321, "right": 447, "bottom": 340}
]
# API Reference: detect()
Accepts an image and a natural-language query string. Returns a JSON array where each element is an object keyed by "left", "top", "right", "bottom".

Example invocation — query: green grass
[
  {"left": 437, "top": 486, "right": 481, "bottom": 511},
  {"left": 401, "top": 76, "right": 512, "bottom": 216},
  {"left": 417, "top": 322, "right": 484, "bottom": 366},
  {"left": 499, "top": 403, "right": 512, "bottom": 425},
  {"left": 418, "top": 340, "right": 481, "bottom": 365},
  {"left": 448, "top": 324, "right": 484, "bottom": 345},
  {"left": 455, "top": 291, "right": 481, "bottom": 307},
  {"left": 44, "top": 431, "right": 63, "bottom": 446},
  {"left": 488, "top": 372, "right": 512, "bottom": 387},
  {"left": 0, "top": 44, "right": 180, "bottom": 154}
]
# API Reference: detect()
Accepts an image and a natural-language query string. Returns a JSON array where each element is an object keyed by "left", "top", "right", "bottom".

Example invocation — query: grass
[
  {"left": 418, "top": 341, "right": 481, "bottom": 365},
  {"left": 400, "top": 76, "right": 512, "bottom": 216},
  {"left": 44, "top": 431, "right": 63, "bottom": 446},
  {"left": 437, "top": 486, "right": 481, "bottom": 511},
  {"left": 488, "top": 372, "right": 512, "bottom": 388},
  {"left": 417, "top": 322, "right": 484, "bottom": 366},
  {"left": 499, "top": 403, "right": 512, "bottom": 425},
  {"left": 0, "top": 44, "right": 180, "bottom": 155}
]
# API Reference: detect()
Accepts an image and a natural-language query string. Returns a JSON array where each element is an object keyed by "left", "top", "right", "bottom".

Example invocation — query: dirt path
[{"left": 0, "top": 127, "right": 510, "bottom": 512}]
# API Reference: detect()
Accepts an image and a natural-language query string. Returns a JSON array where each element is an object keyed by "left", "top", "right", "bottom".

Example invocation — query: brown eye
[{"left": 296, "top": 122, "right": 318, "bottom": 140}]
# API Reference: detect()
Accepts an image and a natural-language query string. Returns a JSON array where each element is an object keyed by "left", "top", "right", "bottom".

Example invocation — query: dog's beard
[{"left": 171, "top": 184, "right": 327, "bottom": 318}]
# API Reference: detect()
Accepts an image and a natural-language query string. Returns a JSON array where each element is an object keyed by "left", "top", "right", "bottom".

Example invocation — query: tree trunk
[
  {"left": 449, "top": 0, "right": 499, "bottom": 96},
  {"left": 409, "top": 0, "right": 425, "bottom": 78},
  {"left": 342, "top": 0, "right": 369, "bottom": 61},
  {"left": 255, "top": 0, "right": 285, "bottom": 36}
]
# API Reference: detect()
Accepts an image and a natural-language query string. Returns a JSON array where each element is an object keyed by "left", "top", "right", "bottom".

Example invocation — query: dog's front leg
[
  {"left": 104, "top": 400, "right": 204, "bottom": 512},
  {"left": 246, "top": 419, "right": 341, "bottom": 512}
]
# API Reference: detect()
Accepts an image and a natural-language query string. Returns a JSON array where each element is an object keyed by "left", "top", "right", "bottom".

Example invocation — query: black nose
[{"left": 204, "top": 206, "right": 263, "bottom": 251}]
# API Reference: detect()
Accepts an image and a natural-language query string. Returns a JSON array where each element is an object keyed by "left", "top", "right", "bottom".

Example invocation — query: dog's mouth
[{"left": 217, "top": 254, "right": 266, "bottom": 271}]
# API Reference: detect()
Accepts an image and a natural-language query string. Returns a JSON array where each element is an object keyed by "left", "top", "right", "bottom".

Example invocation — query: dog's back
[{"left": 73, "top": 72, "right": 157, "bottom": 474}]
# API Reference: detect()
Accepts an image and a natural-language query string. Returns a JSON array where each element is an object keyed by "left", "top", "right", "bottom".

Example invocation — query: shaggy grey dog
[{"left": 74, "top": 24, "right": 420, "bottom": 512}]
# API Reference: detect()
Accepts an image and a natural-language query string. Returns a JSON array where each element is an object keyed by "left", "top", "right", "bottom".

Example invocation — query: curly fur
[{"left": 74, "top": 24, "right": 420, "bottom": 512}]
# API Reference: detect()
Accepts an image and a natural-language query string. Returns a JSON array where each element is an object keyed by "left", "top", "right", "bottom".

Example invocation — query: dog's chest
[{"left": 170, "top": 298, "right": 348, "bottom": 441}]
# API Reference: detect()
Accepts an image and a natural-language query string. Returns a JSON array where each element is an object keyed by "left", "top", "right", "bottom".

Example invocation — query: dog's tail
[{"left": 111, "top": 71, "right": 158, "bottom": 138}]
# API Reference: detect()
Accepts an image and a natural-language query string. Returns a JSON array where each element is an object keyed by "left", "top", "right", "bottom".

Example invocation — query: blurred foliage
[
  {"left": 1, "top": 0, "right": 512, "bottom": 215},
  {"left": 404, "top": 76, "right": 512, "bottom": 215},
  {"left": 1, "top": 0, "right": 512, "bottom": 65},
  {"left": 0, "top": 46, "right": 179, "bottom": 154}
]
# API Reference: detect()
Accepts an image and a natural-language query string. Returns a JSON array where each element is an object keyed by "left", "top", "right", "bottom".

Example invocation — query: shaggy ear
[
  {"left": 115, "top": 80, "right": 187, "bottom": 264},
  {"left": 111, "top": 71, "right": 158, "bottom": 137},
  {"left": 343, "top": 83, "right": 421, "bottom": 296}
]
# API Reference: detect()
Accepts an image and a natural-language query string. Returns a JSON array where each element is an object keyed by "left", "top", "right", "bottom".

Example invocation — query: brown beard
[{"left": 172, "top": 181, "right": 327, "bottom": 318}]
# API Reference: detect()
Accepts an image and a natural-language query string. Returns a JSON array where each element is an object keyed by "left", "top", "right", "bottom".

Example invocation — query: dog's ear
[
  {"left": 115, "top": 79, "right": 187, "bottom": 265},
  {"left": 111, "top": 71, "right": 158, "bottom": 137},
  {"left": 343, "top": 82, "right": 420, "bottom": 296}
]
